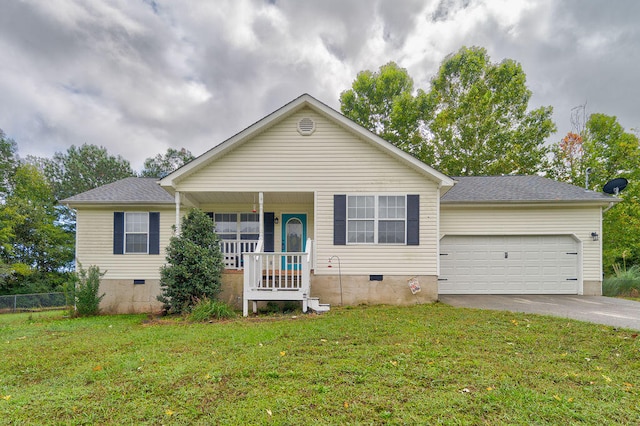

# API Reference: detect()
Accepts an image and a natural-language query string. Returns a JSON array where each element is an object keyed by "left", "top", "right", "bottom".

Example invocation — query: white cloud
[{"left": 0, "top": 0, "right": 638, "bottom": 173}]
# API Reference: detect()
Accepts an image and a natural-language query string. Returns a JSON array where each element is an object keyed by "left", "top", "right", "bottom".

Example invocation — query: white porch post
[
  {"left": 175, "top": 191, "right": 181, "bottom": 235},
  {"left": 259, "top": 192, "right": 264, "bottom": 242}
]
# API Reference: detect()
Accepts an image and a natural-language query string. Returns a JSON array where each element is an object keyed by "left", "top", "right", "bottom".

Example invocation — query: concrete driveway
[{"left": 438, "top": 295, "right": 640, "bottom": 331}]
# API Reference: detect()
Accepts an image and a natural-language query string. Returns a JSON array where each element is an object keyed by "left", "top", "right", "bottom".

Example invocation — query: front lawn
[{"left": 1, "top": 304, "right": 639, "bottom": 424}]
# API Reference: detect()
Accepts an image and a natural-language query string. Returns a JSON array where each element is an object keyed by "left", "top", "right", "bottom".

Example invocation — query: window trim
[
  {"left": 124, "top": 212, "right": 150, "bottom": 254},
  {"left": 346, "top": 194, "right": 407, "bottom": 245},
  {"left": 213, "top": 212, "right": 260, "bottom": 241}
]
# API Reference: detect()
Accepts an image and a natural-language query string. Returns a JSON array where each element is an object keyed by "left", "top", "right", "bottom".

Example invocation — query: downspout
[{"left": 603, "top": 202, "right": 615, "bottom": 213}]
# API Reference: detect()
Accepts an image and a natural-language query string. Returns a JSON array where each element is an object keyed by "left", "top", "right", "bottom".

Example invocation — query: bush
[
  {"left": 64, "top": 264, "right": 105, "bottom": 317},
  {"left": 188, "top": 298, "right": 235, "bottom": 322},
  {"left": 602, "top": 264, "right": 640, "bottom": 297},
  {"left": 158, "top": 209, "right": 225, "bottom": 314}
]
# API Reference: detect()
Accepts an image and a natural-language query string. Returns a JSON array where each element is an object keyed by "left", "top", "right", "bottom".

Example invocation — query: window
[
  {"left": 214, "top": 213, "right": 260, "bottom": 241},
  {"left": 125, "top": 212, "right": 149, "bottom": 253},
  {"left": 347, "top": 195, "right": 406, "bottom": 244}
]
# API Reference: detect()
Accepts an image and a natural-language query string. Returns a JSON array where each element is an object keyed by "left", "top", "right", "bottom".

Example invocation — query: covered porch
[{"left": 170, "top": 190, "right": 329, "bottom": 315}]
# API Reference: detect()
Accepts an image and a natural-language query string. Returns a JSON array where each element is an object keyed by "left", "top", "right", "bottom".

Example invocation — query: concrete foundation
[
  {"left": 582, "top": 280, "right": 603, "bottom": 296},
  {"left": 99, "top": 279, "right": 163, "bottom": 314}
]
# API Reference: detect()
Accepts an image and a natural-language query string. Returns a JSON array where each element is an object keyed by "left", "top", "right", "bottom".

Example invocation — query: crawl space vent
[{"left": 297, "top": 117, "right": 316, "bottom": 136}]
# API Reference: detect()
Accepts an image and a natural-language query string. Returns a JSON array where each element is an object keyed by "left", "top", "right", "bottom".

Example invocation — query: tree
[
  {"left": 0, "top": 164, "right": 75, "bottom": 293},
  {"left": 339, "top": 48, "right": 556, "bottom": 176},
  {"left": 423, "top": 46, "right": 556, "bottom": 175},
  {"left": 44, "top": 143, "right": 135, "bottom": 201},
  {"left": 140, "top": 147, "right": 195, "bottom": 178},
  {"left": 548, "top": 132, "right": 585, "bottom": 185},
  {"left": 157, "top": 209, "right": 225, "bottom": 314},
  {"left": 0, "top": 129, "right": 18, "bottom": 199},
  {"left": 581, "top": 113, "right": 640, "bottom": 191},
  {"left": 340, "top": 62, "right": 426, "bottom": 156},
  {"left": 549, "top": 112, "right": 640, "bottom": 273},
  {"left": 579, "top": 114, "right": 640, "bottom": 272}
]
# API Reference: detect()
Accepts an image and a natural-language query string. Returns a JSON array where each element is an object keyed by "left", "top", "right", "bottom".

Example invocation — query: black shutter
[
  {"left": 406, "top": 195, "right": 419, "bottom": 245},
  {"left": 149, "top": 212, "right": 160, "bottom": 255},
  {"left": 264, "top": 212, "right": 275, "bottom": 252},
  {"left": 113, "top": 212, "right": 124, "bottom": 254},
  {"left": 334, "top": 194, "right": 346, "bottom": 245}
]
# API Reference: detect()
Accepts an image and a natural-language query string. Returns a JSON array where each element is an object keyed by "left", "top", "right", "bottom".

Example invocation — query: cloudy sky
[{"left": 1, "top": 0, "right": 638, "bottom": 171}]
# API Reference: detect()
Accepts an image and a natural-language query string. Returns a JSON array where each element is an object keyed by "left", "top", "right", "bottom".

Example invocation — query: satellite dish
[{"left": 603, "top": 178, "right": 628, "bottom": 195}]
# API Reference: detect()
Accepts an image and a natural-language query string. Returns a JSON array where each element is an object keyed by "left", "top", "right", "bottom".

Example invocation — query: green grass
[{"left": 1, "top": 304, "right": 639, "bottom": 424}]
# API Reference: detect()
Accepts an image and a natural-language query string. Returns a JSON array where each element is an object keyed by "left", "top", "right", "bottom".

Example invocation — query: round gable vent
[{"left": 297, "top": 117, "right": 316, "bottom": 136}]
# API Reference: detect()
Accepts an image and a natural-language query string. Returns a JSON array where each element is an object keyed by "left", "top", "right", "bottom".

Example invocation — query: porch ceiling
[{"left": 189, "top": 191, "right": 314, "bottom": 205}]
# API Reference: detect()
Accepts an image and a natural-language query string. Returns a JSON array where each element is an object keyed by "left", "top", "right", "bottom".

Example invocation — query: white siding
[
  {"left": 440, "top": 205, "right": 602, "bottom": 281},
  {"left": 75, "top": 207, "right": 175, "bottom": 280},
  {"left": 177, "top": 107, "right": 442, "bottom": 276}
]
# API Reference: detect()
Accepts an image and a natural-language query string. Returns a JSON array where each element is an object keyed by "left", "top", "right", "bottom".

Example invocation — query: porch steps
[{"left": 307, "top": 297, "right": 330, "bottom": 314}]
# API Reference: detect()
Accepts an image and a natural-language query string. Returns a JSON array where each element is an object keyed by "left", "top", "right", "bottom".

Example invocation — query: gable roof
[
  {"left": 441, "top": 175, "right": 619, "bottom": 205},
  {"left": 61, "top": 177, "right": 174, "bottom": 206},
  {"left": 159, "top": 93, "right": 455, "bottom": 189}
]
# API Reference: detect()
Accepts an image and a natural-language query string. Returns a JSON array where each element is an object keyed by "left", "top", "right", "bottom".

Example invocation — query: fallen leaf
[
  {"left": 266, "top": 409, "right": 272, "bottom": 416},
  {"left": 486, "top": 387, "right": 493, "bottom": 391},
  {"left": 1, "top": 395, "right": 10, "bottom": 401},
  {"left": 17, "top": 336, "right": 26, "bottom": 340},
  {"left": 320, "top": 339, "right": 327, "bottom": 342},
  {"left": 390, "top": 361, "right": 398, "bottom": 366},
  {"left": 280, "top": 351, "right": 286, "bottom": 356},
  {"left": 568, "top": 398, "right": 574, "bottom": 402},
  {"left": 553, "top": 395, "right": 561, "bottom": 401},
  {"left": 602, "top": 375, "right": 612, "bottom": 383},
  {"left": 344, "top": 402, "right": 349, "bottom": 408},
  {"left": 93, "top": 365, "right": 103, "bottom": 371},
  {"left": 165, "top": 409, "right": 174, "bottom": 416}
]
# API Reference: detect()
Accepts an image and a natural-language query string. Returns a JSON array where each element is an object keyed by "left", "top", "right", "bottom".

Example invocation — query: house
[{"left": 61, "top": 94, "right": 618, "bottom": 315}]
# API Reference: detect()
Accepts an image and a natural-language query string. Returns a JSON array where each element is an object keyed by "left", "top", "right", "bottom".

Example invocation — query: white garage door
[{"left": 439, "top": 235, "right": 579, "bottom": 294}]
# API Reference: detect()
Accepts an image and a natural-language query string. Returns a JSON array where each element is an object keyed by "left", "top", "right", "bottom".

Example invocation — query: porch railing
[
  {"left": 242, "top": 238, "right": 312, "bottom": 316},
  {"left": 219, "top": 239, "right": 259, "bottom": 269}
]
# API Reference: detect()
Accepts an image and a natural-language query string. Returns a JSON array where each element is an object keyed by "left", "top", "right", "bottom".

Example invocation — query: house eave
[{"left": 440, "top": 199, "right": 619, "bottom": 208}]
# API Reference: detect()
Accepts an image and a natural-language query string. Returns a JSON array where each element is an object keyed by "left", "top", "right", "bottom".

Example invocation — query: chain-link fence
[{"left": 0, "top": 292, "right": 67, "bottom": 313}]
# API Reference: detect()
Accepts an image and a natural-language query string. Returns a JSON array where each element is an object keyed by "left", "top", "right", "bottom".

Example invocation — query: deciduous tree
[
  {"left": 140, "top": 147, "right": 195, "bottom": 178},
  {"left": 44, "top": 143, "right": 135, "bottom": 201},
  {"left": 0, "top": 164, "right": 74, "bottom": 293},
  {"left": 340, "top": 62, "right": 426, "bottom": 156},
  {"left": 423, "top": 46, "right": 555, "bottom": 175}
]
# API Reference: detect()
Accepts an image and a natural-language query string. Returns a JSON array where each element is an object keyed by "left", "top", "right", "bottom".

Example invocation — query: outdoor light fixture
[
  {"left": 591, "top": 232, "right": 599, "bottom": 241},
  {"left": 274, "top": 216, "right": 279, "bottom": 225}
]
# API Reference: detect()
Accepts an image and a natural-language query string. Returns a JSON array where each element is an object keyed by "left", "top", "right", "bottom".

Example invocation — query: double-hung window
[
  {"left": 347, "top": 195, "right": 406, "bottom": 244},
  {"left": 124, "top": 212, "right": 149, "bottom": 253},
  {"left": 214, "top": 213, "right": 260, "bottom": 241}
]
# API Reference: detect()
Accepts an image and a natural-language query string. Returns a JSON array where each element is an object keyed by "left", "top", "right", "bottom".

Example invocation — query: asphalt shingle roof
[
  {"left": 61, "top": 175, "right": 617, "bottom": 205},
  {"left": 441, "top": 175, "right": 617, "bottom": 203},
  {"left": 60, "top": 177, "right": 174, "bottom": 205}
]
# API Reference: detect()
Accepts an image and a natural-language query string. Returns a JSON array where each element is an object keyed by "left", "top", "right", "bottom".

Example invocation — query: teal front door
[{"left": 281, "top": 213, "right": 307, "bottom": 270}]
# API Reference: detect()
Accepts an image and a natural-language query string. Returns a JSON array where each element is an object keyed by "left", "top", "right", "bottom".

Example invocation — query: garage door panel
[{"left": 439, "top": 235, "right": 579, "bottom": 294}]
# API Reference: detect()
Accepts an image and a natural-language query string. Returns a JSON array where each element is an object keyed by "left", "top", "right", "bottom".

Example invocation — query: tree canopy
[
  {"left": 140, "top": 147, "right": 195, "bottom": 178},
  {"left": 340, "top": 47, "right": 556, "bottom": 176},
  {"left": 0, "top": 164, "right": 74, "bottom": 294},
  {"left": 549, "top": 113, "right": 640, "bottom": 272},
  {"left": 44, "top": 143, "right": 135, "bottom": 201}
]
